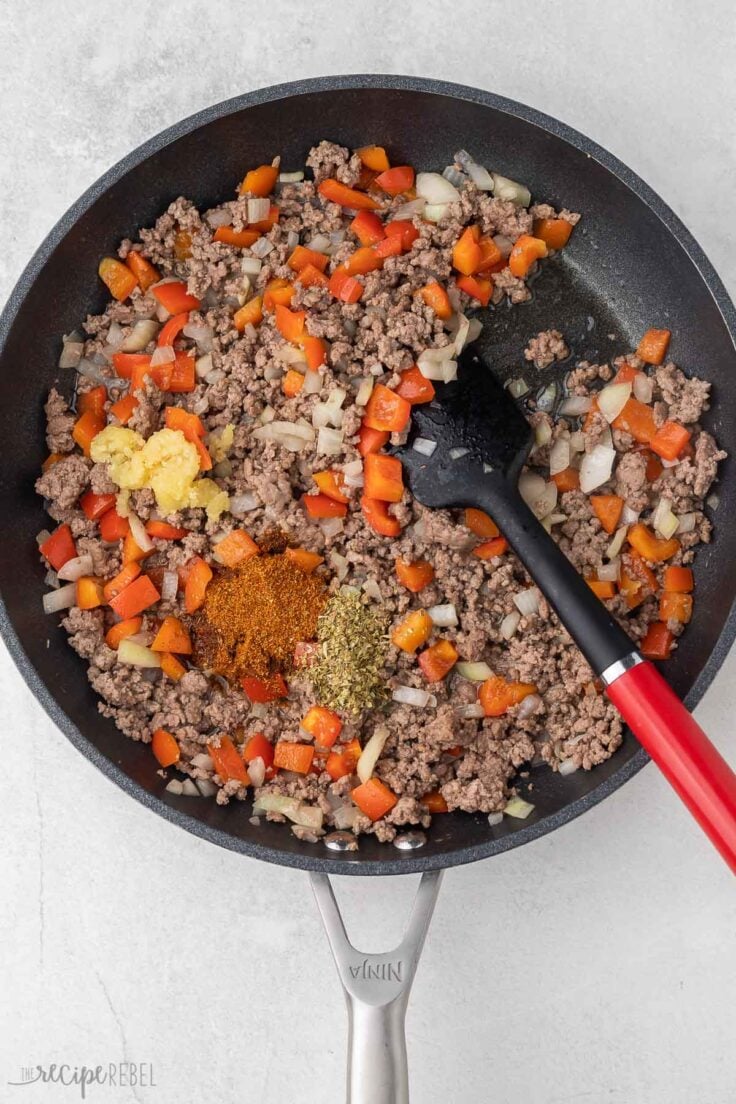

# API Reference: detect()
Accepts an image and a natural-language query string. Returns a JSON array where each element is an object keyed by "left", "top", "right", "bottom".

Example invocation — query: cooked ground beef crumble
[{"left": 35, "top": 141, "right": 724, "bottom": 844}]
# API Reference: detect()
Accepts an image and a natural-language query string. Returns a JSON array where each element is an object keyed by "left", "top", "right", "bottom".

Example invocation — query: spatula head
[{"left": 394, "top": 347, "right": 534, "bottom": 510}]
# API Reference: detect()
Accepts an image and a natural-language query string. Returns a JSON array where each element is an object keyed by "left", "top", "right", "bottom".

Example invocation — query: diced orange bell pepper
[
  {"left": 612, "top": 362, "right": 643, "bottom": 385},
  {"left": 76, "top": 576, "right": 105, "bottom": 610},
  {"left": 73, "top": 411, "right": 105, "bottom": 457},
  {"left": 649, "top": 420, "right": 691, "bottom": 461},
  {"left": 352, "top": 777, "right": 398, "bottom": 821},
  {"left": 590, "top": 494, "right": 624, "bottom": 534},
  {"left": 625, "top": 549, "right": 659, "bottom": 593},
  {"left": 109, "top": 574, "right": 160, "bottom": 619},
  {"left": 167, "top": 353, "right": 196, "bottom": 393},
  {"left": 612, "top": 398, "right": 657, "bottom": 445},
  {"left": 282, "top": 368, "right": 305, "bottom": 398},
  {"left": 151, "top": 281, "right": 201, "bottom": 313},
  {"left": 640, "top": 621, "right": 674, "bottom": 660},
  {"left": 274, "top": 741, "right": 314, "bottom": 774},
  {"left": 151, "top": 616, "right": 192, "bottom": 654},
  {"left": 325, "top": 738, "right": 362, "bottom": 781},
  {"left": 472, "top": 537, "right": 509, "bottom": 560},
  {"left": 151, "top": 728, "right": 180, "bottom": 768},
  {"left": 302, "top": 335, "right": 327, "bottom": 371},
  {"left": 99, "top": 508, "right": 130, "bottom": 542},
  {"left": 587, "top": 578, "right": 617, "bottom": 599},
  {"left": 99, "top": 257, "right": 138, "bottom": 301},
  {"left": 234, "top": 296, "right": 263, "bottom": 332},
  {"left": 213, "top": 226, "right": 261, "bottom": 248},
  {"left": 636, "top": 328, "right": 671, "bottom": 365},
  {"left": 275, "top": 304, "right": 306, "bottom": 344},
  {"left": 508, "top": 235, "right": 548, "bottom": 277},
  {"left": 363, "top": 383, "right": 411, "bottom": 433},
  {"left": 465, "top": 508, "right": 499, "bottom": 539},
  {"left": 456, "top": 274, "right": 493, "bottom": 306},
  {"left": 551, "top": 467, "right": 580, "bottom": 493},
  {"left": 374, "top": 166, "right": 414, "bottom": 195},
  {"left": 391, "top": 609, "right": 433, "bottom": 653},
  {"left": 628, "top": 522, "right": 680, "bottom": 563},
  {"left": 214, "top": 529, "right": 260, "bottom": 567},
  {"left": 103, "top": 562, "right": 142, "bottom": 602},
  {"left": 184, "top": 556, "right": 212, "bottom": 613},
  {"left": 78, "top": 386, "right": 106, "bottom": 419},
  {"left": 328, "top": 268, "right": 363, "bottom": 303},
  {"left": 249, "top": 204, "right": 280, "bottom": 233},
  {"left": 532, "top": 218, "right": 574, "bottom": 250},
  {"left": 263, "top": 278, "right": 295, "bottom": 311},
  {"left": 301, "top": 705, "right": 343, "bottom": 748},
  {"left": 418, "top": 639, "right": 458, "bottom": 682},
  {"left": 302, "top": 493, "right": 348, "bottom": 519},
  {"left": 475, "top": 237, "right": 505, "bottom": 274},
  {"left": 351, "top": 209, "right": 385, "bottom": 246},
  {"left": 122, "top": 530, "right": 152, "bottom": 565},
  {"left": 288, "top": 245, "right": 329, "bottom": 273},
  {"left": 240, "top": 164, "right": 278, "bottom": 197},
  {"left": 109, "top": 393, "right": 139, "bottom": 426},
  {"left": 160, "top": 652, "right": 186, "bottom": 681},
  {"left": 42, "top": 453, "right": 64, "bottom": 471},
  {"left": 243, "top": 731, "right": 274, "bottom": 769},
  {"left": 421, "top": 790, "right": 449, "bottom": 813},
  {"left": 164, "top": 406, "right": 212, "bottom": 471},
  {"left": 313, "top": 469, "right": 349, "bottom": 504},
  {"left": 105, "top": 616, "right": 143, "bottom": 650},
  {"left": 395, "top": 558, "right": 435, "bottom": 593},
  {"left": 157, "top": 312, "right": 189, "bottom": 347},
  {"left": 208, "top": 735, "right": 250, "bottom": 784},
  {"left": 80, "top": 491, "right": 115, "bottom": 521},
  {"left": 295, "top": 264, "right": 330, "bottom": 290},
  {"left": 642, "top": 449, "right": 663, "bottom": 482},
  {"left": 452, "top": 226, "right": 482, "bottom": 276},
  {"left": 396, "top": 364, "right": 436, "bottom": 405},
  {"left": 357, "top": 423, "right": 390, "bottom": 457},
  {"left": 285, "top": 547, "right": 325, "bottom": 573},
  {"left": 663, "top": 565, "right": 694, "bottom": 593},
  {"left": 145, "top": 520, "right": 187, "bottom": 540},
  {"left": 173, "top": 230, "right": 192, "bottom": 260},
  {"left": 659, "top": 591, "right": 693, "bottom": 624},
  {"left": 418, "top": 282, "right": 453, "bottom": 320},
  {"left": 318, "top": 178, "right": 380, "bottom": 210},
  {"left": 479, "top": 676, "right": 538, "bottom": 717},
  {"left": 125, "top": 251, "right": 160, "bottom": 291},
  {"left": 383, "top": 220, "right": 419, "bottom": 250},
  {"left": 112, "top": 352, "right": 151, "bottom": 379},
  {"left": 343, "top": 246, "right": 384, "bottom": 277},
  {"left": 364, "top": 452, "right": 404, "bottom": 503},
  {"left": 356, "top": 146, "right": 390, "bottom": 172},
  {"left": 241, "top": 673, "right": 288, "bottom": 703},
  {"left": 361, "top": 496, "right": 401, "bottom": 537}
]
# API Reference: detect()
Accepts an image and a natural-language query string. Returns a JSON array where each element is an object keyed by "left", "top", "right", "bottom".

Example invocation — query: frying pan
[{"left": 2, "top": 75, "right": 735, "bottom": 1103}]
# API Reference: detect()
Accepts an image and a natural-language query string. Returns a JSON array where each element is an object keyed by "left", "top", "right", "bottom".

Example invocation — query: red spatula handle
[{"left": 606, "top": 659, "right": 736, "bottom": 873}]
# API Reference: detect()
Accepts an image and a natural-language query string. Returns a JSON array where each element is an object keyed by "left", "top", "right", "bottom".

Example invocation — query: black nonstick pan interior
[{"left": 1, "top": 75, "right": 735, "bottom": 875}]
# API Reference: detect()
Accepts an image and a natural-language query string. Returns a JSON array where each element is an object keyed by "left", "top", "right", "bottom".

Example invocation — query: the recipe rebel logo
[{"left": 7, "top": 1062, "right": 156, "bottom": 1098}]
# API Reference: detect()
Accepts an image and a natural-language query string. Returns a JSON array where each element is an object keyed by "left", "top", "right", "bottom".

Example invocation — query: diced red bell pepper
[
  {"left": 363, "top": 384, "right": 411, "bottom": 433},
  {"left": 395, "top": 558, "right": 435, "bottom": 592},
  {"left": 374, "top": 166, "right": 414, "bottom": 195},
  {"left": 151, "top": 616, "right": 193, "bottom": 654},
  {"left": 475, "top": 237, "right": 505, "bottom": 274},
  {"left": 99, "top": 257, "right": 137, "bottom": 301},
  {"left": 418, "top": 639, "right": 459, "bottom": 682},
  {"left": 479, "top": 676, "right": 538, "bottom": 716},
  {"left": 184, "top": 557, "right": 212, "bottom": 613},
  {"left": 628, "top": 522, "right": 680, "bottom": 563},
  {"left": 243, "top": 731, "right": 275, "bottom": 770},
  {"left": 208, "top": 735, "right": 250, "bottom": 785},
  {"left": 421, "top": 790, "right": 449, "bottom": 813},
  {"left": 275, "top": 304, "right": 307, "bottom": 344},
  {"left": 663, "top": 566, "right": 694, "bottom": 593},
  {"left": 363, "top": 452, "right": 404, "bottom": 503},
  {"left": 532, "top": 218, "right": 574, "bottom": 250},
  {"left": 240, "top": 164, "right": 279, "bottom": 197},
  {"left": 213, "top": 226, "right": 261, "bottom": 248},
  {"left": 151, "top": 281, "right": 201, "bottom": 314},
  {"left": 636, "top": 329, "right": 671, "bottom": 365},
  {"left": 343, "top": 246, "right": 384, "bottom": 277},
  {"left": 301, "top": 705, "right": 343, "bottom": 749},
  {"left": 152, "top": 728, "right": 181, "bottom": 768},
  {"left": 649, "top": 420, "right": 691, "bottom": 461},
  {"left": 80, "top": 492, "right": 116, "bottom": 521},
  {"left": 213, "top": 529, "right": 260, "bottom": 567},
  {"left": 352, "top": 778, "right": 398, "bottom": 820},
  {"left": 351, "top": 210, "right": 385, "bottom": 246},
  {"left": 99, "top": 508, "right": 130, "bottom": 542},
  {"left": 361, "top": 496, "right": 401, "bottom": 537},
  {"left": 357, "top": 423, "right": 390, "bottom": 457},
  {"left": 302, "top": 493, "right": 348, "bottom": 519},
  {"left": 590, "top": 494, "right": 624, "bottom": 535},
  {"left": 295, "top": 264, "right": 330, "bottom": 290},
  {"left": 356, "top": 146, "right": 390, "bottom": 172},
  {"left": 73, "top": 411, "right": 105, "bottom": 456},
  {"left": 328, "top": 268, "right": 363, "bottom": 303},
  {"left": 456, "top": 274, "right": 493, "bottom": 306},
  {"left": 145, "top": 520, "right": 188, "bottom": 540},
  {"left": 659, "top": 591, "right": 693, "bottom": 624},
  {"left": 372, "top": 234, "right": 404, "bottom": 260},
  {"left": 325, "top": 738, "right": 362, "bottom": 781},
  {"left": 103, "top": 561, "right": 141, "bottom": 603},
  {"left": 318, "top": 178, "right": 380, "bottom": 210},
  {"left": 241, "top": 673, "right": 288, "bottom": 703},
  {"left": 285, "top": 547, "right": 324, "bottom": 573},
  {"left": 508, "top": 235, "right": 548, "bottom": 278},
  {"left": 125, "top": 251, "right": 160, "bottom": 291},
  {"left": 157, "top": 311, "right": 190, "bottom": 347},
  {"left": 75, "top": 575, "right": 105, "bottom": 610},
  {"left": 313, "top": 470, "right": 349, "bottom": 504},
  {"left": 465, "top": 508, "right": 499, "bottom": 539},
  {"left": 612, "top": 398, "right": 657, "bottom": 444},
  {"left": 274, "top": 741, "right": 315, "bottom": 774},
  {"left": 452, "top": 226, "right": 482, "bottom": 276},
  {"left": 472, "top": 537, "right": 509, "bottom": 560},
  {"left": 78, "top": 386, "right": 106, "bottom": 419},
  {"left": 303, "top": 335, "right": 327, "bottom": 371},
  {"left": 418, "top": 282, "right": 452, "bottom": 320},
  {"left": 263, "top": 279, "right": 295, "bottom": 311},
  {"left": 40, "top": 524, "right": 77, "bottom": 570},
  {"left": 396, "top": 364, "right": 436, "bottom": 405},
  {"left": 287, "top": 245, "right": 329, "bottom": 273},
  {"left": 383, "top": 220, "right": 419, "bottom": 250},
  {"left": 109, "top": 574, "right": 160, "bottom": 619},
  {"left": 109, "top": 394, "right": 139, "bottom": 426},
  {"left": 112, "top": 352, "right": 151, "bottom": 379},
  {"left": 234, "top": 296, "right": 264, "bottom": 331},
  {"left": 640, "top": 621, "right": 674, "bottom": 660}
]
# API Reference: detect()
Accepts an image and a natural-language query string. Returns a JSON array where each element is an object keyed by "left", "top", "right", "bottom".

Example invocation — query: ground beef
[
  {"left": 35, "top": 139, "right": 724, "bottom": 848},
  {"left": 524, "top": 329, "right": 569, "bottom": 370}
]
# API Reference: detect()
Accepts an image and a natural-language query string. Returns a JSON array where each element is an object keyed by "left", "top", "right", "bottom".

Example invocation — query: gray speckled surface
[{"left": 1, "top": 3, "right": 735, "bottom": 1102}]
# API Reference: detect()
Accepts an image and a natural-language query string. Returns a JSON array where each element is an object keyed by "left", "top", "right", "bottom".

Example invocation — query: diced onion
[
  {"left": 516, "top": 693, "right": 542, "bottom": 720},
  {"left": 518, "top": 471, "right": 558, "bottom": 518},
  {"left": 180, "top": 779, "right": 200, "bottom": 797},
  {"left": 305, "top": 233, "right": 332, "bottom": 254},
  {"left": 514, "top": 587, "right": 541, "bottom": 618},
  {"left": 128, "top": 512, "right": 154, "bottom": 553},
  {"left": 487, "top": 811, "right": 504, "bottom": 826},
  {"left": 355, "top": 377, "right": 374, "bottom": 406},
  {"left": 275, "top": 344, "right": 307, "bottom": 366},
  {"left": 536, "top": 381, "right": 558, "bottom": 413},
  {"left": 676, "top": 512, "right": 697, "bottom": 534},
  {"left": 633, "top": 374, "right": 653, "bottom": 403},
  {"left": 230, "top": 491, "right": 259, "bottom": 515},
  {"left": 456, "top": 661, "right": 493, "bottom": 682},
  {"left": 392, "top": 685, "right": 433, "bottom": 707},
  {"left": 606, "top": 526, "right": 629, "bottom": 559},
  {"left": 569, "top": 431, "right": 585, "bottom": 453},
  {"left": 389, "top": 198, "right": 426, "bottom": 221},
  {"left": 597, "top": 381, "right": 632, "bottom": 423},
  {"left": 449, "top": 447, "right": 469, "bottom": 461},
  {"left": 150, "top": 344, "right": 176, "bottom": 367},
  {"left": 57, "top": 554, "right": 93, "bottom": 581},
  {"left": 240, "top": 256, "right": 263, "bottom": 278},
  {"left": 417, "top": 343, "right": 457, "bottom": 382},
  {"left": 492, "top": 234, "right": 513, "bottom": 258},
  {"left": 278, "top": 171, "right": 305, "bottom": 183},
  {"left": 42, "top": 583, "right": 76, "bottom": 614},
  {"left": 333, "top": 805, "right": 359, "bottom": 830},
  {"left": 559, "top": 395, "right": 592, "bottom": 416},
  {"left": 196, "top": 779, "right": 218, "bottom": 797},
  {"left": 362, "top": 578, "right": 382, "bottom": 602},
  {"left": 251, "top": 237, "right": 274, "bottom": 259},
  {"left": 161, "top": 570, "right": 179, "bottom": 601},
  {"left": 416, "top": 172, "right": 461, "bottom": 205},
  {"left": 461, "top": 703, "right": 486, "bottom": 720},
  {"left": 500, "top": 610, "right": 521, "bottom": 639},
  {"left": 491, "top": 173, "right": 531, "bottom": 207},
  {"left": 183, "top": 322, "right": 214, "bottom": 352},
  {"left": 247, "top": 197, "right": 270, "bottom": 223},
  {"left": 453, "top": 149, "right": 494, "bottom": 191},
  {"left": 652, "top": 496, "right": 679, "bottom": 540},
  {"left": 253, "top": 793, "right": 324, "bottom": 830},
  {"left": 357, "top": 724, "right": 390, "bottom": 783},
  {"left": 317, "top": 426, "right": 344, "bottom": 455},
  {"left": 166, "top": 780, "right": 184, "bottom": 795},
  {"left": 597, "top": 558, "right": 620, "bottom": 582},
  {"left": 535, "top": 420, "right": 552, "bottom": 447},
  {"left": 121, "top": 319, "right": 159, "bottom": 352},
  {"left": 302, "top": 369, "right": 322, "bottom": 395},
  {"left": 59, "top": 336, "right": 84, "bottom": 369},
  {"left": 412, "top": 437, "right": 437, "bottom": 458},
  {"left": 319, "top": 516, "right": 344, "bottom": 538},
  {"left": 507, "top": 378, "right": 529, "bottom": 399},
  {"left": 549, "top": 437, "right": 571, "bottom": 476},
  {"left": 428, "top": 603, "right": 458, "bottom": 627},
  {"left": 253, "top": 420, "right": 316, "bottom": 448},
  {"left": 207, "top": 207, "right": 232, "bottom": 228},
  {"left": 423, "top": 203, "right": 449, "bottom": 223},
  {"left": 248, "top": 756, "right": 266, "bottom": 788},
  {"left": 191, "top": 752, "right": 213, "bottom": 770},
  {"left": 620, "top": 504, "right": 640, "bottom": 526},
  {"left": 579, "top": 445, "right": 616, "bottom": 493},
  {"left": 558, "top": 759, "right": 579, "bottom": 777},
  {"left": 195, "top": 353, "right": 213, "bottom": 380},
  {"left": 707, "top": 493, "right": 720, "bottom": 510},
  {"left": 117, "top": 639, "right": 161, "bottom": 668},
  {"left": 442, "top": 164, "right": 466, "bottom": 189},
  {"left": 504, "top": 796, "right": 535, "bottom": 818}
]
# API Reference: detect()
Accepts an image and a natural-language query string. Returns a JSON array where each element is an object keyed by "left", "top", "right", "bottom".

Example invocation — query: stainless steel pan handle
[{"left": 311, "top": 871, "right": 443, "bottom": 1104}]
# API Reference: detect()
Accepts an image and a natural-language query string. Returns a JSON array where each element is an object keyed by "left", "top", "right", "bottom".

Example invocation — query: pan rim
[{"left": 2, "top": 73, "right": 735, "bottom": 875}]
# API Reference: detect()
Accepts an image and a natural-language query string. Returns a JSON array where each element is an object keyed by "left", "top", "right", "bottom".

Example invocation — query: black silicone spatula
[{"left": 394, "top": 347, "right": 736, "bottom": 872}]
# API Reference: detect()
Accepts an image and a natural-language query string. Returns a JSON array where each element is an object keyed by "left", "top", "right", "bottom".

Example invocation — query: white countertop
[{"left": 1, "top": 3, "right": 734, "bottom": 1101}]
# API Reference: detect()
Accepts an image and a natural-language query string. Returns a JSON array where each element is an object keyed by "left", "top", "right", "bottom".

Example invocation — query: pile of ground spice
[
  {"left": 309, "top": 590, "right": 389, "bottom": 715},
  {"left": 193, "top": 553, "right": 326, "bottom": 683}
]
